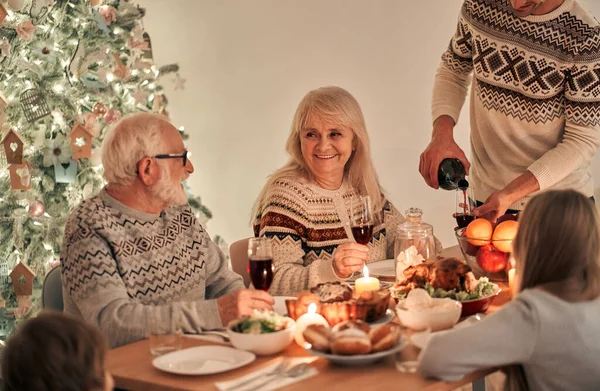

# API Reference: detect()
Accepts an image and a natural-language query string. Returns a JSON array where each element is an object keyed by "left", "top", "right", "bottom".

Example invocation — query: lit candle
[
  {"left": 355, "top": 264, "right": 380, "bottom": 295},
  {"left": 294, "top": 303, "right": 329, "bottom": 348}
]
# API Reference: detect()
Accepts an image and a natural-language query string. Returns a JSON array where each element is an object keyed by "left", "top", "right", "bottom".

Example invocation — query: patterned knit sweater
[
  {"left": 253, "top": 178, "right": 405, "bottom": 296},
  {"left": 434, "top": 0, "right": 600, "bottom": 209},
  {"left": 61, "top": 189, "right": 244, "bottom": 348}
]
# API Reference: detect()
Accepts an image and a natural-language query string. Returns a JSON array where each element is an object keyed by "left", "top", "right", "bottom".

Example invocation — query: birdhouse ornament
[
  {"left": 9, "top": 261, "right": 35, "bottom": 296},
  {"left": 1, "top": 129, "right": 24, "bottom": 164},
  {"left": 69, "top": 123, "right": 93, "bottom": 159},
  {"left": 8, "top": 160, "right": 32, "bottom": 190},
  {"left": 0, "top": 5, "right": 8, "bottom": 25}
]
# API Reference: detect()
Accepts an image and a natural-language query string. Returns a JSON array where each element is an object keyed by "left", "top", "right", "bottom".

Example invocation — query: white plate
[
  {"left": 367, "top": 259, "right": 395, "bottom": 278},
  {"left": 273, "top": 296, "right": 295, "bottom": 315},
  {"left": 152, "top": 346, "right": 255, "bottom": 375},
  {"left": 307, "top": 337, "right": 407, "bottom": 366},
  {"left": 410, "top": 313, "right": 487, "bottom": 350}
]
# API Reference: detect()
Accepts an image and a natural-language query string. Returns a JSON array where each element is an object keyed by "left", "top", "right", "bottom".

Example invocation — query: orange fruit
[
  {"left": 492, "top": 220, "right": 519, "bottom": 253},
  {"left": 465, "top": 219, "right": 493, "bottom": 247}
]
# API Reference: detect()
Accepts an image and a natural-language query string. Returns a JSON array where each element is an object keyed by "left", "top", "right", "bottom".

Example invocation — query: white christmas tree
[{"left": 0, "top": 0, "right": 212, "bottom": 338}]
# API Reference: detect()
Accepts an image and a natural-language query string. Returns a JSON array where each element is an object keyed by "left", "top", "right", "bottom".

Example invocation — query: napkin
[{"left": 215, "top": 357, "right": 318, "bottom": 391}]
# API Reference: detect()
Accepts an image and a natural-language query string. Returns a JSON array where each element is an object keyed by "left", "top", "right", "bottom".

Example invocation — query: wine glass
[
  {"left": 350, "top": 195, "right": 374, "bottom": 245},
  {"left": 455, "top": 187, "right": 476, "bottom": 228},
  {"left": 247, "top": 237, "right": 274, "bottom": 291}
]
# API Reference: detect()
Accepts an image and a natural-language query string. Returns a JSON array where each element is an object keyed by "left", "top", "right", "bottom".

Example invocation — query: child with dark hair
[{"left": 1, "top": 311, "right": 114, "bottom": 391}]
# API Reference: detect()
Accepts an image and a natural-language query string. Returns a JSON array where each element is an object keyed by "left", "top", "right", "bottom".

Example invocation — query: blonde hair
[
  {"left": 504, "top": 189, "right": 600, "bottom": 391},
  {"left": 252, "top": 86, "right": 384, "bottom": 220},
  {"left": 513, "top": 189, "right": 600, "bottom": 297}
]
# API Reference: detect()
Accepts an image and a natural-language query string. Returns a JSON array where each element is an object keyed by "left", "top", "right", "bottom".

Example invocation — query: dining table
[{"left": 106, "top": 246, "right": 511, "bottom": 391}]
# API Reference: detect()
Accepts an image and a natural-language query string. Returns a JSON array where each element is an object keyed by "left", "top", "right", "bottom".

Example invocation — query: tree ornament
[
  {"left": 103, "top": 108, "right": 121, "bottom": 125},
  {"left": 69, "top": 124, "right": 93, "bottom": 159},
  {"left": 20, "top": 89, "right": 51, "bottom": 123},
  {"left": 28, "top": 200, "right": 45, "bottom": 217},
  {"left": 30, "top": 0, "right": 55, "bottom": 23},
  {"left": 8, "top": 161, "right": 32, "bottom": 190},
  {"left": 54, "top": 159, "right": 77, "bottom": 184},
  {"left": 0, "top": 5, "right": 8, "bottom": 25},
  {"left": 93, "top": 102, "right": 107, "bottom": 116},
  {"left": 10, "top": 261, "right": 35, "bottom": 296},
  {"left": 42, "top": 134, "right": 73, "bottom": 167},
  {"left": 1, "top": 129, "right": 24, "bottom": 164},
  {"left": 141, "top": 32, "right": 153, "bottom": 60},
  {"left": 7, "top": 0, "right": 26, "bottom": 12},
  {"left": 132, "top": 89, "right": 149, "bottom": 104},
  {"left": 90, "top": 0, "right": 103, "bottom": 6},
  {"left": 173, "top": 74, "right": 186, "bottom": 90}
]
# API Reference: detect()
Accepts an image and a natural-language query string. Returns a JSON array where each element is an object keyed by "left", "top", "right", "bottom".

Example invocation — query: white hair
[{"left": 101, "top": 112, "right": 171, "bottom": 186}]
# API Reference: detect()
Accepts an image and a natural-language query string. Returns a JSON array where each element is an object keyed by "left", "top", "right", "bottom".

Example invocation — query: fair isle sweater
[
  {"left": 435, "top": 0, "right": 600, "bottom": 209},
  {"left": 418, "top": 289, "right": 600, "bottom": 390},
  {"left": 253, "top": 178, "right": 405, "bottom": 296},
  {"left": 61, "top": 189, "right": 244, "bottom": 348}
]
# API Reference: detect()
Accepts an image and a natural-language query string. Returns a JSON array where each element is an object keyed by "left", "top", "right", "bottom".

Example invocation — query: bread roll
[
  {"left": 330, "top": 328, "right": 372, "bottom": 355},
  {"left": 332, "top": 319, "right": 371, "bottom": 334},
  {"left": 303, "top": 324, "right": 332, "bottom": 352},
  {"left": 369, "top": 324, "right": 401, "bottom": 352}
]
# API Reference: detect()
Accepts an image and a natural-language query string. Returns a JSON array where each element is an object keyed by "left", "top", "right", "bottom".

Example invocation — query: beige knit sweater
[{"left": 434, "top": 0, "right": 600, "bottom": 209}]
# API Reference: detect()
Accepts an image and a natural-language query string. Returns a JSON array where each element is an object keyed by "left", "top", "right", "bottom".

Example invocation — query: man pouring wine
[{"left": 419, "top": 0, "right": 600, "bottom": 222}]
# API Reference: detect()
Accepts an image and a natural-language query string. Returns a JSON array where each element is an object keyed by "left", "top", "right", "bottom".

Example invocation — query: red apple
[
  {"left": 476, "top": 244, "right": 508, "bottom": 273},
  {"left": 497, "top": 213, "right": 518, "bottom": 224},
  {"left": 460, "top": 231, "right": 479, "bottom": 256}
]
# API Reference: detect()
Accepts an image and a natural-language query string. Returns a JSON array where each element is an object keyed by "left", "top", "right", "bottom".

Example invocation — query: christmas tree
[{"left": 0, "top": 0, "right": 211, "bottom": 338}]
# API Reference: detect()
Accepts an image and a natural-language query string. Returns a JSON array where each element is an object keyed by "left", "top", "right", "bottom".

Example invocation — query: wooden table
[{"left": 106, "top": 246, "right": 511, "bottom": 391}]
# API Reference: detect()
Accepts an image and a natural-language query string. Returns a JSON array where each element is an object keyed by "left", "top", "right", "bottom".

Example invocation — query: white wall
[{"left": 139, "top": 0, "right": 600, "bottom": 248}]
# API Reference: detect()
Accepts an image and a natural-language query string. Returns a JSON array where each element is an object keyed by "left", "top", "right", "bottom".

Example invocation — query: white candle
[
  {"left": 355, "top": 264, "right": 380, "bottom": 295},
  {"left": 294, "top": 303, "right": 329, "bottom": 348}
]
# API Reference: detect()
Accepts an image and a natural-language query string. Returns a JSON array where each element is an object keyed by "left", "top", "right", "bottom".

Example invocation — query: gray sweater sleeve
[
  {"left": 62, "top": 219, "right": 243, "bottom": 348},
  {"left": 417, "top": 296, "right": 538, "bottom": 381}
]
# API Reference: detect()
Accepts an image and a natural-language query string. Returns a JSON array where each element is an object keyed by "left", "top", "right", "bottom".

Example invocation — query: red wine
[
  {"left": 248, "top": 257, "right": 274, "bottom": 291},
  {"left": 455, "top": 213, "right": 475, "bottom": 228},
  {"left": 351, "top": 225, "right": 374, "bottom": 245}
]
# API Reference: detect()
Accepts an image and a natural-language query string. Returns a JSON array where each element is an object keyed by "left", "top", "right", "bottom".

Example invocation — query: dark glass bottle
[{"left": 438, "top": 158, "right": 469, "bottom": 190}]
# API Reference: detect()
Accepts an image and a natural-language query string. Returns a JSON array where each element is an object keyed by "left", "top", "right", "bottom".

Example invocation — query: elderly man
[
  {"left": 61, "top": 112, "right": 273, "bottom": 348},
  {"left": 419, "top": 0, "right": 600, "bottom": 221}
]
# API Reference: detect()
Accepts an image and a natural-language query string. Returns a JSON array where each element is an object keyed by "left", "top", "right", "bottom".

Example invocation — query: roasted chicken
[{"left": 394, "top": 257, "right": 479, "bottom": 294}]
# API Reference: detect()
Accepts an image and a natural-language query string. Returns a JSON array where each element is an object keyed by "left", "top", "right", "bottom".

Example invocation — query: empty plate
[
  {"left": 367, "top": 259, "right": 395, "bottom": 279},
  {"left": 152, "top": 345, "right": 255, "bottom": 375}
]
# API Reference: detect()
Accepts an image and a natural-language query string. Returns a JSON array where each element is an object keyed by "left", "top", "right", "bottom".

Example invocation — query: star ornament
[
  {"left": 132, "top": 89, "right": 149, "bottom": 104},
  {"left": 174, "top": 74, "right": 186, "bottom": 90}
]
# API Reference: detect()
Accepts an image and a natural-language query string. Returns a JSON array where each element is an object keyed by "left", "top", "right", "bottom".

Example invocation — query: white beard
[{"left": 150, "top": 165, "right": 189, "bottom": 206}]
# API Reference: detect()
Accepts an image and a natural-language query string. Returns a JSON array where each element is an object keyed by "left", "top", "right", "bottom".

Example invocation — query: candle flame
[
  {"left": 308, "top": 302, "right": 317, "bottom": 314},
  {"left": 363, "top": 264, "right": 369, "bottom": 278}
]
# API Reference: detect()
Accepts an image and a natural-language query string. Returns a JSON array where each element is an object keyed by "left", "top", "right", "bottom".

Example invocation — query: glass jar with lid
[{"left": 394, "top": 207, "right": 436, "bottom": 282}]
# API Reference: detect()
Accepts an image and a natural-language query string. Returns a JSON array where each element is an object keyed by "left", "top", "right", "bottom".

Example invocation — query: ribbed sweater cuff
[{"left": 432, "top": 105, "right": 461, "bottom": 125}]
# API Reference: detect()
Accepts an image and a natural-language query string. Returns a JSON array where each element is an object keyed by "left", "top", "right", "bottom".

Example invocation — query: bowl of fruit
[{"left": 455, "top": 217, "right": 519, "bottom": 282}]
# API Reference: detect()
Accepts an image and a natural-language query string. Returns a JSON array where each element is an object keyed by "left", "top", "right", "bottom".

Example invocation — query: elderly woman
[{"left": 252, "top": 86, "right": 406, "bottom": 296}]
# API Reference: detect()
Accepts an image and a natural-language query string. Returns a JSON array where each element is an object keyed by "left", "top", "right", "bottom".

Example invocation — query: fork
[{"left": 225, "top": 358, "right": 290, "bottom": 391}]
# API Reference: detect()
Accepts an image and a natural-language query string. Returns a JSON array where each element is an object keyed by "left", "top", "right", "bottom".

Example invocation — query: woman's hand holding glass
[{"left": 332, "top": 242, "right": 370, "bottom": 278}]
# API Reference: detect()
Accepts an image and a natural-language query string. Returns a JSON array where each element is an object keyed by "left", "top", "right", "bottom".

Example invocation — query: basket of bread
[{"left": 302, "top": 320, "right": 406, "bottom": 366}]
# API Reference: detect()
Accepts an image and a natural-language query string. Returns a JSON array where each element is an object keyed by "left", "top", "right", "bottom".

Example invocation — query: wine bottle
[{"left": 438, "top": 158, "right": 469, "bottom": 190}]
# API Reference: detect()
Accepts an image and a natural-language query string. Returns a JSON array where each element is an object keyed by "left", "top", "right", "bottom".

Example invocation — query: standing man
[{"left": 419, "top": 0, "right": 600, "bottom": 221}]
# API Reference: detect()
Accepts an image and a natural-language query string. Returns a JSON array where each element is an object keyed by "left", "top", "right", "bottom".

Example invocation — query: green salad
[
  {"left": 230, "top": 310, "right": 292, "bottom": 334},
  {"left": 392, "top": 278, "right": 497, "bottom": 302}
]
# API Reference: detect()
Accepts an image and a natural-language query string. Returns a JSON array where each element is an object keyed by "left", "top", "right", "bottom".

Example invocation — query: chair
[
  {"left": 229, "top": 238, "right": 251, "bottom": 288},
  {"left": 41, "top": 266, "right": 63, "bottom": 311}
]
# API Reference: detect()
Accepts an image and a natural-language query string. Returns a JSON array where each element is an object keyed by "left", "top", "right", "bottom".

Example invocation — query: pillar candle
[{"left": 355, "top": 264, "right": 380, "bottom": 295}]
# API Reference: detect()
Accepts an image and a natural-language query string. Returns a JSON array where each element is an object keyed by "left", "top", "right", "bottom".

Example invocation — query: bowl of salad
[{"left": 227, "top": 310, "right": 296, "bottom": 355}]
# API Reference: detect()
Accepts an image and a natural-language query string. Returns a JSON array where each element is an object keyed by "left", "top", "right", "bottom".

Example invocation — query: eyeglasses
[{"left": 153, "top": 150, "right": 188, "bottom": 166}]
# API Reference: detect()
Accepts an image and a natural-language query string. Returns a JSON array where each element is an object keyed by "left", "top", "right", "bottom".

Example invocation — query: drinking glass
[
  {"left": 455, "top": 187, "right": 476, "bottom": 228},
  {"left": 147, "top": 309, "right": 182, "bottom": 356},
  {"left": 247, "top": 237, "right": 274, "bottom": 291},
  {"left": 350, "top": 195, "right": 374, "bottom": 245}
]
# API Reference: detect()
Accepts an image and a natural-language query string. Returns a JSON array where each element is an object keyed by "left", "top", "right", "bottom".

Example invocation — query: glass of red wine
[
  {"left": 350, "top": 195, "right": 374, "bottom": 245},
  {"left": 455, "top": 187, "right": 476, "bottom": 228},
  {"left": 247, "top": 237, "right": 274, "bottom": 291}
]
